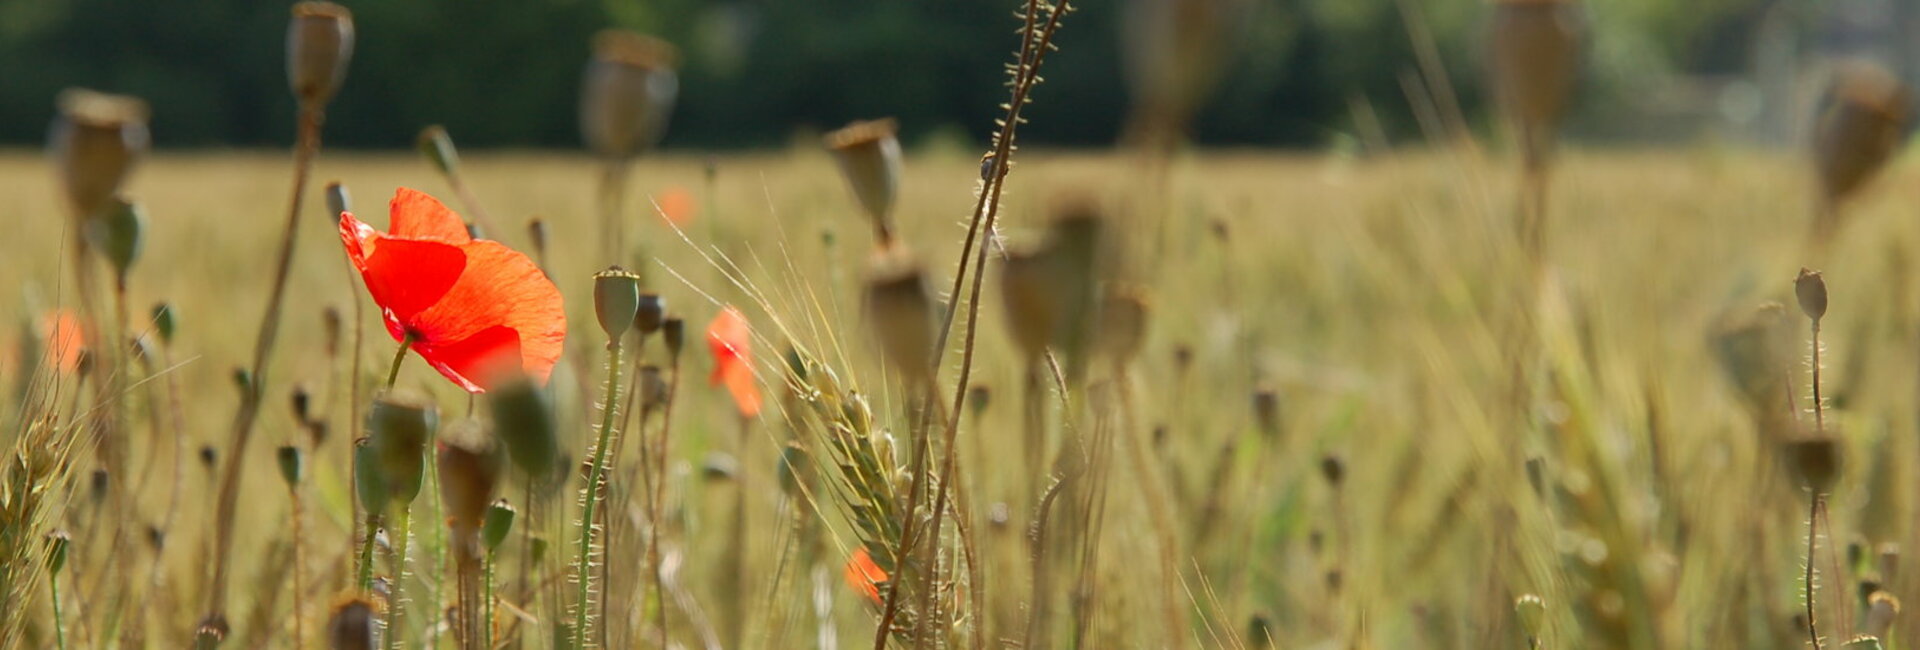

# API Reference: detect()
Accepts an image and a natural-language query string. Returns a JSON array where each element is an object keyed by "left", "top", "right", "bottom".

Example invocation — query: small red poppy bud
[{"left": 287, "top": 2, "right": 354, "bottom": 109}]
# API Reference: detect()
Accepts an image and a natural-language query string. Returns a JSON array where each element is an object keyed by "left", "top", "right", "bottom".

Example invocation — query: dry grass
[{"left": 1, "top": 143, "right": 1918, "bottom": 648}]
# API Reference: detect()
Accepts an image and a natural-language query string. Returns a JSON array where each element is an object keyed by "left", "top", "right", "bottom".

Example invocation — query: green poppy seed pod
[
  {"left": 999, "top": 247, "right": 1058, "bottom": 363},
  {"left": 416, "top": 125, "right": 460, "bottom": 176},
  {"left": 1096, "top": 284, "right": 1150, "bottom": 366},
  {"left": 1866, "top": 591, "right": 1900, "bottom": 642},
  {"left": 1489, "top": 0, "right": 1585, "bottom": 169},
  {"left": 326, "top": 598, "right": 378, "bottom": 650},
  {"left": 276, "top": 445, "right": 306, "bottom": 487},
  {"left": 150, "top": 302, "right": 175, "bottom": 345},
  {"left": 529, "top": 536, "right": 550, "bottom": 564},
  {"left": 967, "top": 384, "right": 990, "bottom": 417},
  {"left": 482, "top": 499, "right": 516, "bottom": 552},
  {"left": 1789, "top": 436, "right": 1840, "bottom": 494},
  {"left": 352, "top": 438, "right": 388, "bottom": 517},
  {"left": 580, "top": 30, "right": 679, "bottom": 158},
  {"left": 86, "top": 197, "right": 145, "bottom": 280},
  {"left": 1513, "top": 594, "right": 1546, "bottom": 639},
  {"left": 1245, "top": 614, "right": 1274, "bottom": 650},
  {"left": 287, "top": 2, "right": 354, "bottom": 109},
  {"left": 50, "top": 88, "right": 149, "bottom": 222},
  {"left": 325, "top": 181, "right": 350, "bottom": 223},
  {"left": 437, "top": 420, "right": 502, "bottom": 531},
  {"left": 194, "top": 617, "right": 230, "bottom": 647},
  {"left": 488, "top": 378, "right": 559, "bottom": 484},
  {"left": 662, "top": 317, "right": 686, "bottom": 362},
  {"left": 634, "top": 293, "right": 666, "bottom": 336},
  {"left": 46, "top": 530, "right": 69, "bottom": 574},
  {"left": 369, "top": 391, "right": 438, "bottom": 507},
  {"left": 593, "top": 266, "right": 641, "bottom": 341},
  {"left": 1814, "top": 60, "right": 1912, "bottom": 207},
  {"left": 1251, "top": 387, "right": 1281, "bottom": 438},
  {"left": 1796, "top": 268, "right": 1828, "bottom": 324},
  {"left": 863, "top": 253, "right": 937, "bottom": 381},
  {"left": 783, "top": 348, "right": 809, "bottom": 385},
  {"left": 824, "top": 118, "right": 904, "bottom": 241}
]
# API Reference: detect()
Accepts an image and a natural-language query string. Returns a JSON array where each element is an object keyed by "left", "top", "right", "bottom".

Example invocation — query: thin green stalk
[
  {"left": 386, "top": 333, "right": 415, "bottom": 390},
  {"left": 573, "top": 338, "right": 625, "bottom": 649},
  {"left": 484, "top": 550, "right": 497, "bottom": 649},
  {"left": 51, "top": 570, "right": 68, "bottom": 650},
  {"left": 388, "top": 509, "right": 413, "bottom": 650},
  {"left": 290, "top": 486, "right": 308, "bottom": 650},
  {"left": 357, "top": 516, "right": 379, "bottom": 592}
]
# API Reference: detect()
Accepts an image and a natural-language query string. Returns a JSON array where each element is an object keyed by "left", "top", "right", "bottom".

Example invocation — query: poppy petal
[
  {"left": 388, "top": 187, "right": 473, "bottom": 243},
  {"left": 340, "top": 214, "right": 467, "bottom": 337},
  {"left": 406, "top": 240, "right": 565, "bottom": 390},
  {"left": 723, "top": 365, "right": 762, "bottom": 418},
  {"left": 415, "top": 324, "right": 523, "bottom": 393}
]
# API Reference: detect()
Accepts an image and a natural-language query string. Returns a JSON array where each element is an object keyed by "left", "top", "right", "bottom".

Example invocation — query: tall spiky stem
[
  {"left": 387, "top": 509, "right": 413, "bottom": 650},
  {"left": 649, "top": 352, "right": 684, "bottom": 649},
  {"left": 572, "top": 337, "right": 625, "bottom": 649},
  {"left": 1805, "top": 493, "right": 1822, "bottom": 650}
]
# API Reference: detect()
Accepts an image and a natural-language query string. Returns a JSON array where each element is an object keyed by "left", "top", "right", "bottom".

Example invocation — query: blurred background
[{"left": 0, "top": 0, "right": 1915, "bottom": 150}]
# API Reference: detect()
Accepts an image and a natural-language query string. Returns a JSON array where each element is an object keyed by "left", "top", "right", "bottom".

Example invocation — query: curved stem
[
  {"left": 385, "top": 333, "right": 416, "bottom": 391},
  {"left": 573, "top": 338, "right": 624, "bottom": 649}
]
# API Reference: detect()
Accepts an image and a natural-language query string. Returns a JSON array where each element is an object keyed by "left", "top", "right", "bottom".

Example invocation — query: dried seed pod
[
  {"left": 1796, "top": 268, "right": 1828, "bottom": 324},
  {"left": 1489, "top": 0, "right": 1585, "bottom": 169},
  {"left": 438, "top": 420, "right": 503, "bottom": 558},
  {"left": 1865, "top": 591, "right": 1900, "bottom": 642},
  {"left": 489, "top": 378, "right": 559, "bottom": 485},
  {"left": 1813, "top": 60, "right": 1912, "bottom": 208},
  {"left": 326, "top": 597, "right": 379, "bottom": 650},
  {"left": 1121, "top": 0, "right": 1241, "bottom": 146},
  {"left": 634, "top": 293, "right": 666, "bottom": 336},
  {"left": 638, "top": 365, "right": 669, "bottom": 412},
  {"left": 863, "top": 252, "right": 937, "bottom": 381},
  {"left": 593, "top": 266, "right": 642, "bottom": 340},
  {"left": 368, "top": 391, "right": 438, "bottom": 507},
  {"left": 1787, "top": 436, "right": 1840, "bottom": 493},
  {"left": 580, "top": 30, "right": 679, "bottom": 158},
  {"left": 1096, "top": 284, "right": 1150, "bottom": 366},
  {"left": 287, "top": 2, "right": 355, "bottom": 109},
  {"left": 999, "top": 246, "right": 1058, "bottom": 363},
  {"left": 49, "top": 88, "right": 149, "bottom": 222},
  {"left": 416, "top": 125, "right": 460, "bottom": 176},
  {"left": 662, "top": 317, "right": 686, "bottom": 362},
  {"left": 1319, "top": 454, "right": 1344, "bottom": 486},
  {"left": 1044, "top": 198, "right": 1108, "bottom": 381},
  {"left": 824, "top": 118, "right": 904, "bottom": 242}
]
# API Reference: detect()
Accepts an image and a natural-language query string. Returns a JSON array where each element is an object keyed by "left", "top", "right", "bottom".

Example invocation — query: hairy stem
[{"left": 573, "top": 338, "right": 625, "bottom": 649}]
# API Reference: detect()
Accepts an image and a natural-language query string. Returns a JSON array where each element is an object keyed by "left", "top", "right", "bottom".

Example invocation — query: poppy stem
[
  {"left": 386, "top": 333, "right": 416, "bottom": 390},
  {"left": 574, "top": 336, "right": 625, "bottom": 649}
]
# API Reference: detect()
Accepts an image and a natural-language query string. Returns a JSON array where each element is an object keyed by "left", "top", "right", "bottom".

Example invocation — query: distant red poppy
[
  {"left": 706, "top": 306, "right": 761, "bottom": 417},
  {"left": 655, "top": 187, "right": 696, "bottom": 226},
  {"left": 339, "top": 188, "right": 565, "bottom": 393},
  {"left": 843, "top": 546, "right": 888, "bottom": 605},
  {"left": 37, "top": 309, "right": 86, "bottom": 374}
]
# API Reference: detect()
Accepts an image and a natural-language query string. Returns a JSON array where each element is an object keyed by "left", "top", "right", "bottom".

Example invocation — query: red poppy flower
[
  {"left": 843, "top": 546, "right": 888, "bottom": 605},
  {"left": 37, "top": 309, "right": 87, "bottom": 374},
  {"left": 339, "top": 188, "right": 565, "bottom": 393},
  {"left": 706, "top": 306, "right": 761, "bottom": 417}
]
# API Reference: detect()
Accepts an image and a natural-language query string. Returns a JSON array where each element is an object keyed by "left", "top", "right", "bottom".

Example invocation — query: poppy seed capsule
[
  {"left": 46, "top": 530, "right": 69, "bottom": 574},
  {"left": 863, "top": 254, "right": 937, "bottom": 380},
  {"left": 824, "top": 118, "right": 905, "bottom": 241},
  {"left": 276, "top": 445, "right": 306, "bottom": 487},
  {"left": 1795, "top": 268, "right": 1827, "bottom": 324},
  {"left": 1489, "top": 0, "right": 1584, "bottom": 168},
  {"left": 437, "top": 420, "right": 502, "bottom": 557},
  {"left": 369, "top": 391, "right": 438, "bottom": 507},
  {"left": 967, "top": 384, "right": 991, "bottom": 417},
  {"left": 593, "top": 266, "right": 642, "bottom": 340},
  {"left": 327, "top": 598, "right": 379, "bottom": 650},
  {"left": 287, "top": 2, "right": 354, "bottom": 109},
  {"left": 1513, "top": 594, "right": 1546, "bottom": 639},
  {"left": 1044, "top": 201, "right": 1108, "bottom": 381},
  {"left": 1097, "top": 285, "right": 1150, "bottom": 366},
  {"left": 488, "top": 378, "right": 559, "bottom": 485},
  {"left": 86, "top": 197, "right": 145, "bottom": 281},
  {"left": 1788, "top": 436, "right": 1840, "bottom": 493},
  {"left": 1814, "top": 60, "right": 1912, "bottom": 207},
  {"left": 662, "top": 317, "right": 686, "bottom": 362},
  {"left": 151, "top": 302, "right": 176, "bottom": 345},
  {"left": 580, "top": 30, "right": 679, "bottom": 158},
  {"left": 638, "top": 365, "right": 669, "bottom": 412},
  {"left": 416, "top": 125, "right": 460, "bottom": 176},
  {"left": 1866, "top": 591, "right": 1900, "bottom": 642},
  {"left": 999, "top": 247, "right": 1059, "bottom": 362},
  {"left": 352, "top": 438, "right": 387, "bottom": 517},
  {"left": 50, "top": 88, "right": 149, "bottom": 222},
  {"left": 482, "top": 499, "right": 516, "bottom": 552},
  {"left": 634, "top": 293, "right": 666, "bottom": 336},
  {"left": 325, "top": 182, "right": 350, "bottom": 223}
]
